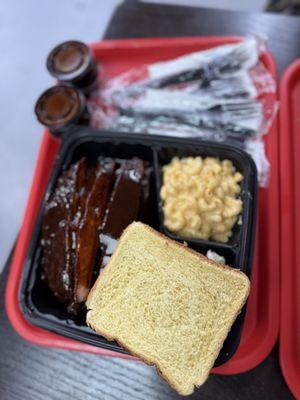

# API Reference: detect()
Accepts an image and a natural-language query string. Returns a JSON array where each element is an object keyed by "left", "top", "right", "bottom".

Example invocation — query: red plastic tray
[
  {"left": 5, "top": 37, "right": 280, "bottom": 374},
  {"left": 279, "top": 60, "right": 300, "bottom": 399}
]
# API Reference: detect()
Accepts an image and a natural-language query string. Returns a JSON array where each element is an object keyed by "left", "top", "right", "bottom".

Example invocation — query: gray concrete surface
[{"left": 0, "top": 0, "right": 121, "bottom": 269}]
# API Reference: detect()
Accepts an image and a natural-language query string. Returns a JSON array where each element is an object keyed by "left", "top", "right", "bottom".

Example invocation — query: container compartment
[
  {"left": 188, "top": 242, "right": 237, "bottom": 268},
  {"left": 154, "top": 142, "right": 257, "bottom": 276},
  {"left": 20, "top": 130, "right": 160, "bottom": 335},
  {"left": 187, "top": 242, "right": 243, "bottom": 366},
  {"left": 19, "top": 128, "right": 257, "bottom": 367}
]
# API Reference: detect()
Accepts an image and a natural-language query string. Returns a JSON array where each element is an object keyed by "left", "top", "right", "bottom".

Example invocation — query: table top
[
  {"left": 1, "top": 1, "right": 299, "bottom": 399},
  {"left": 107, "top": 0, "right": 300, "bottom": 74},
  {"left": 0, "top": 0, "right": 121, "bottom": 271}
]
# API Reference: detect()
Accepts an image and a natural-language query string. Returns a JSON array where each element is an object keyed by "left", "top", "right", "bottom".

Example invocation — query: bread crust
[{"left": 86, "top": 222, "right": 250, "bottom": 395}]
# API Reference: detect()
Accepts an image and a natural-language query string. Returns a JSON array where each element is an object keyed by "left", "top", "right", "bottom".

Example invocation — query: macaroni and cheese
[{"left": 160, "top": 156, "right": 243, "bottom": 243}]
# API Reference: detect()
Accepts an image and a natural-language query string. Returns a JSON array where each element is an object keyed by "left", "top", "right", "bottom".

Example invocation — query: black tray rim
[{"left": 18, "top": 127, "right": 258, "bottom": 367}]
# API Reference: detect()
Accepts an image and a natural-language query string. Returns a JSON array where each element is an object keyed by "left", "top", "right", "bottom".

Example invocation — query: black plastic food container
[{"left": 19, "top": 127, "right": 257, "bottom": 367}]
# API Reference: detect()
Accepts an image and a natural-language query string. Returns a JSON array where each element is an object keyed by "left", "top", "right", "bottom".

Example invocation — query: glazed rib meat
[
  {"left": 41, "top": 156, "right": 150, "bottom": 314},
  {"left": 74, "top": 161, "right": 115, "bottom": 304},
  {"left": 41, "top": 158, "right": 115, "bottom": 311},
  {"left": 41, "top": 158, "right": 87, "bottom": 304},
  {"left": 101, "top": 158, "right": 144, "bottom": 239},
  {"left": 98, "top": 159, "right": 145, "bottom": 268}
]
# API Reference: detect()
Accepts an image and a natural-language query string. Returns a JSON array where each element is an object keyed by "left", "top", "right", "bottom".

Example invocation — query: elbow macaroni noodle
[{"left": 161, "top": 156, "right": 243, "bottom": 243}]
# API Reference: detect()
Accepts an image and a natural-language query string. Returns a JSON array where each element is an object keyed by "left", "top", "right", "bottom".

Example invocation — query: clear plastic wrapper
[
  {"left": 88, "top": 36, "right": 278, "bottom": 187},
  {"left": 114, "top": 93, "right": 263, "bottom": 137},
  {"left": 244, "top": 138, "right": 270, "bottom": 187},
  {"left": 104, "top": 36, "right": 261, "bottom": 95}
]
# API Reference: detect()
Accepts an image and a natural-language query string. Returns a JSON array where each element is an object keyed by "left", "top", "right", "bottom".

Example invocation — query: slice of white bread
[{"left": 86, "top": 222, "right": 250, "bottom": 395}]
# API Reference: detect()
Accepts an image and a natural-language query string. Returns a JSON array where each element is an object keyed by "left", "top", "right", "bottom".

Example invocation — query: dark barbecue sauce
[
  {"left": 47, "top": 40, "right": 99, "bottom": 94},
  {"left": 34, "top": 85, "right": 88, "bottom": 137},
  {"left": 40, "top": 157, "right": 151, "bottom": 315},
  {"left": 99, "top": 159, "right": 148, "bottom": 269}
]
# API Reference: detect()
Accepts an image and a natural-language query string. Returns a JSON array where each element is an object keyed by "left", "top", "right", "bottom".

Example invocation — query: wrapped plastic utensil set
[{"left": 88, "top": 37, "right": 277, "bottom": 186}]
